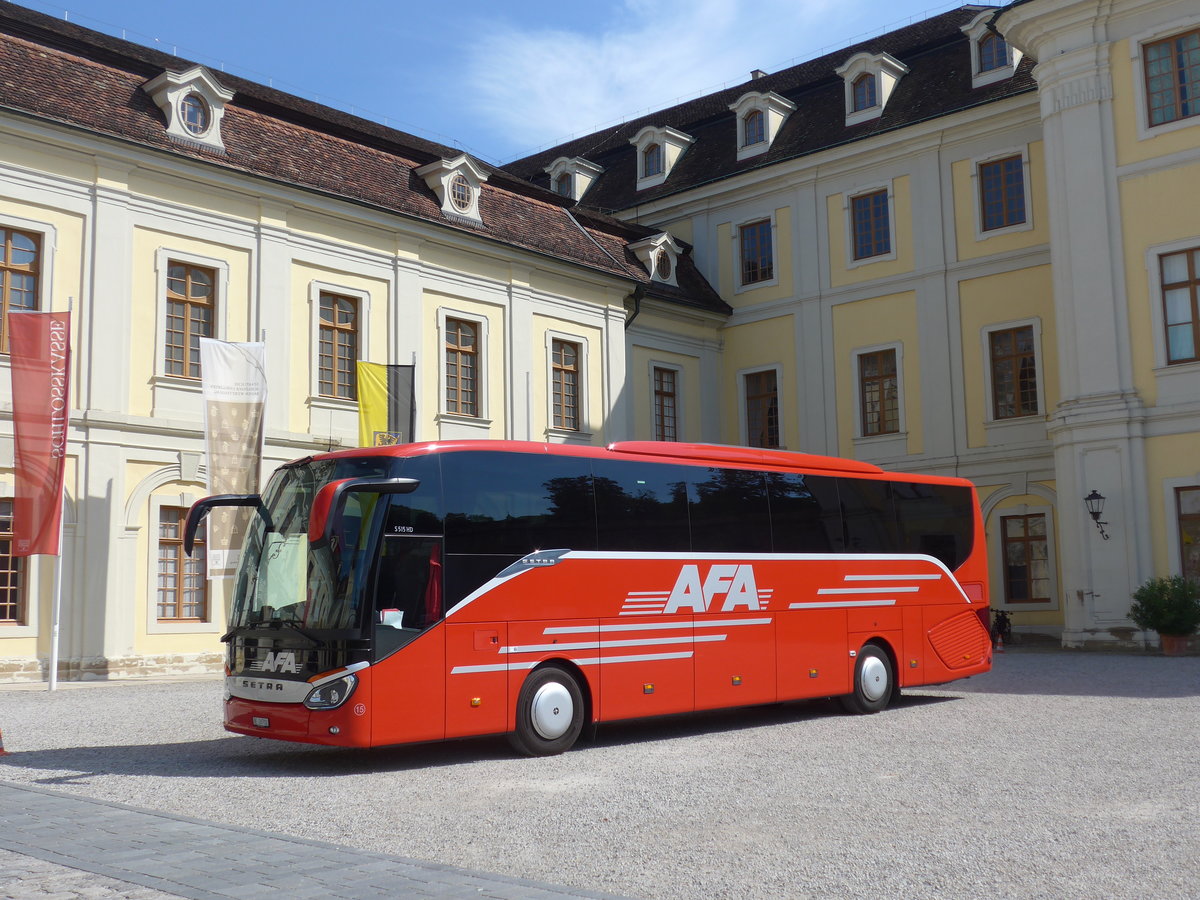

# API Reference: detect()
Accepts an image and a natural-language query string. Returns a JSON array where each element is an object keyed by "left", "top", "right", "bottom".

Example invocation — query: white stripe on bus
[
  {"left": 842, "top": 573, "right": 943, "bottom": 581},
  {"left": 788, "top": 599, "right": 898, "bottom": 609},
  {"left": 816, "top": 586, "right": 920, "bottom": 595},
  {"left": 542, "top": 617, "right": 772, "bottom": 636},
  {"left": 451, "top": 650, "right": 694, "bottom": 674},
  {"left": 501, "top": 634, "right": 726, "bottom": 655}
]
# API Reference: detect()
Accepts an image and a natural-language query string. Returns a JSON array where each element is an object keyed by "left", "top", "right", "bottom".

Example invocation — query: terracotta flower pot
[{"left": 1159, "top": 633, "right": 1196, "bottom": 656}]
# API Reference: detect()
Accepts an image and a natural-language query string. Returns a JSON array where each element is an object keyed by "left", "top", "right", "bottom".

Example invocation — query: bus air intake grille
[{"left": 928, "top": 611, "right": 989, "bottom": 670}]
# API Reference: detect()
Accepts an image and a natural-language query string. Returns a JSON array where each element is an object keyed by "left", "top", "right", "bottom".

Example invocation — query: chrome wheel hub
[
  {"left": 860, "top": 656, "right": 888, "bottom": 702},
  {"left": 530, "top": 681, "right": 573, "bottom": 740}
]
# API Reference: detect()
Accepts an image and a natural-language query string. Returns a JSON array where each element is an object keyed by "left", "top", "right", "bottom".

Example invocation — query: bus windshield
[{"left": 229, "top": 456, "right": 397, "bottom": 632}]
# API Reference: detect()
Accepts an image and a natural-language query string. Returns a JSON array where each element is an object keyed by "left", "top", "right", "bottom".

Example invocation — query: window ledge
[
  {"left": 735, "top": 275, "right": 779, "bottom": 295},
  {"left": 1153, "top": 360, "right": 1200, "bottom": 404},
  {"left": 852, "top": 431, "right": 908, "bottom": 461},
  {"left": 983, "top": 416, "right": 1047, "bottom": 445},
  {"left": 308, "top": 395, "right": 358, "bottom": 411},
  {"left": 151, "top": 374, "right": 203, "bottom": 392},
  {"left": 147, "top": 620, "right": 222, "bottom": 635},
  {"left": 545, "top": 427, "right": 594, "bottom": 445}
]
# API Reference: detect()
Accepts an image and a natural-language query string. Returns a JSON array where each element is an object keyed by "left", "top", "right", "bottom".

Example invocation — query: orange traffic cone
[{"left": 996, "top": 635, "right": 1005, "bottom": 654}]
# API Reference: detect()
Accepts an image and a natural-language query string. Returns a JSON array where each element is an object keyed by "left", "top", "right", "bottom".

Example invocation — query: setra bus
[{"left": 185, "top": 440, "right": 992, "bottom": 755}]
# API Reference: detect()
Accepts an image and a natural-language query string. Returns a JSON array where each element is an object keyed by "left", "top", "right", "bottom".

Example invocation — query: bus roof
[{"left": 308, "top": 439, "right": 902, "bottom": 475}]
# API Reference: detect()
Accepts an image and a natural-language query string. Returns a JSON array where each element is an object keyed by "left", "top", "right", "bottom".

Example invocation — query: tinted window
[
  {"left": 891, "top": 481, "right": 974, "bottom": 569},
  {"left": 593, "top": 459, "right": 691, "bottom": 552},
  {"left": 689, "top": 467, "right": 771, "bottom": 552},
  {"left": 383, "top": 455, "right": 443, "bottom": 536},
  {"left": 767, "top": 472, "right": 843, "bottom": 553},
  {"left": 839, "top": 478, "right": 900, "bottom": 554},
  {"left": 441, "top": 451, "right": 596, "bottom": 556}
]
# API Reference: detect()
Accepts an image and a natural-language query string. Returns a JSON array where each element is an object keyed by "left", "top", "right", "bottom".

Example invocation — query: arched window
[
  {"left": 852, "top": 73, "right": 877, "bottom": 112},
  {"left": 743, "top": 109, "right": 765, "bottom": 146},
  {"left": 643, "top": 143, "right": 663, "bottom": 178},
  {"left": 180, "top": 93, "right": 210, "bottom": 135},
  {"left": 553, "top": 172, "right": 573, "bottom": 197},
  {"left": 979, "top": 34, "right": 1010, "bottom": 73}
]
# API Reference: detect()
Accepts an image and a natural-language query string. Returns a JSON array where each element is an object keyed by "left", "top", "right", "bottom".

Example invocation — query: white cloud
[{"left": 465, "top": 0, "right": 841, "bottom": 159}]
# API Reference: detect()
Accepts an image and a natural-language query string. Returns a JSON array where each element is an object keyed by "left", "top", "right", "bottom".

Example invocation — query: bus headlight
[{"left": 303, "top": 673, "right": 358, "bottom": 710}]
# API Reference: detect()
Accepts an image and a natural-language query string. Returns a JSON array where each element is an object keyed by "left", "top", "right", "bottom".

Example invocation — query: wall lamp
[{"left": 1084, "top": 490, "right": 1111, "bottom": 541}]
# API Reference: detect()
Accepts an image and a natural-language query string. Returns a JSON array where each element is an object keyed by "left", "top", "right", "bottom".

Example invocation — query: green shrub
[{"left": 1129, "top": 575, "right": 1200, "bottom": 636}]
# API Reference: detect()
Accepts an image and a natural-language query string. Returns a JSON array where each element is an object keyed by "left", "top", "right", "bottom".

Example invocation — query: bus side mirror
[
  {"left": 309, "top": 477, "right": 420, "bottom": 548},
  {"left": 184, "top": 494, "right": 274, "bottom": 556}
]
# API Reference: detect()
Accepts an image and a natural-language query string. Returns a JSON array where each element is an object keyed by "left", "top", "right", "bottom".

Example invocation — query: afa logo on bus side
[{"left": 664, "top": 564, "right": 763, "bottom": 613}]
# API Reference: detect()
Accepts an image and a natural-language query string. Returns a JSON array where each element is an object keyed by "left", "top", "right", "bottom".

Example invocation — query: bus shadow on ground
[{"left": 0, "top": 695, "right": 955, "bottom": 782}]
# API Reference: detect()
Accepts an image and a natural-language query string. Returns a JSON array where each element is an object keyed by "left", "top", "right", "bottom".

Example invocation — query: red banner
[{"left": 10, "top": 311, "right": 70, "bottom": 557}]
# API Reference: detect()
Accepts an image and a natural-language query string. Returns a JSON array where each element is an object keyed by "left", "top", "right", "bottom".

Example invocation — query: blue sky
[{"left": 26, "top": 0, "right": 997, "bottom": 163}]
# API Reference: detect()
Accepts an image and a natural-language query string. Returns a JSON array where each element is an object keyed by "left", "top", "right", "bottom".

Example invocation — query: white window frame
[
  {"left": 545, "top": 330, "right": 592, "bottom": 442},
  {"left": 437, "top": 307, "right": 491, "bottom": 429},
  {"left": 852, "top": 341, "right": 906, "bottom": 445},
  {"left": 981, "top": 317, "right": 1046, "bottom": 428},
  {"left": 1145, "top": 237, "right": 1200, "bottom": 404},
  {"left": 970, "top": 146, "right": 1034, "bottom": 242},
  {"left": 153, "top": 247, "right": 230, "bottom": 386},
  {"left": 732, "top": 212, "right": 779, "bottom": 293},
  {"left": 146, "top": 491, "right": 221, "bottom": 635},
  {"left": 0, "top": 477, "right": 40, "bottom": 638},
  {"left": 835, "top": 52, "right": 909, "bottom": 126},
  {"left": 990, "top": 503, "right": 1059, "bottom": 612},
  {"left": 962, "top": 12, "right": 1022, "bottom": 89},
  {"left": 843, "top": 182, "right": 898, "bottom": 268},
  {"left": 737, "top": 363, "right": 784, "bottom": 449},
  {"left": 728, "top": 91, "right": 796, "bottom": 161},
  {"left": 649, "top": 360, "right": 684, "bottom": 442},
  {"left": 308, "top": 280, "right": 370, "bottom": 410},
  {"left": 1129, "top": 16, "right": 1200, "bottom": 142},
  {"left": 0, "top": 215, "right": 56, "bottom": 376},
  {"left": 1163, "top": 476, "right": 1200, "bottom": 576}
]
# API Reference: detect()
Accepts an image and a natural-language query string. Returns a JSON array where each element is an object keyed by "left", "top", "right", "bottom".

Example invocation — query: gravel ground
[{"left": 1, "top": 650, "right": 1197, "bottom": 900}]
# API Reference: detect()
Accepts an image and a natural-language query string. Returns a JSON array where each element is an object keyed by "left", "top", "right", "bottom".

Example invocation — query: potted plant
[{"left": 1128, "top": 575, "right": 1200, "bottom": 655}]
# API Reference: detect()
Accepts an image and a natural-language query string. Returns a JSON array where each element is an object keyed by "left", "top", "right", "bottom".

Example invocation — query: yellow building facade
[{"left": 514, "top": 0, "right": 1200, "bottom": 647}]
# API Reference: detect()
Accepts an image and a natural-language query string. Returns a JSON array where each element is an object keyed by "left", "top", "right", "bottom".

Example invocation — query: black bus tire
[
  {"left": 839, "top": 644, "right": 893, "bottom": 715},
  {"left": 509, "top": 665, "right": 585, "bottom": 756}
]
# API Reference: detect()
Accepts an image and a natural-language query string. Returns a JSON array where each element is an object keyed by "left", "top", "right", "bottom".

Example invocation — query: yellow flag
[{"left": 356, "top": 362, "right": 414, "bottom": 447}]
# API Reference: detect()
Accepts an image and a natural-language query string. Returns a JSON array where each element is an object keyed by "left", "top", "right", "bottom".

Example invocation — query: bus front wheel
[
  {"left": 510, "top": 665, "right": 585, "bottom": 756},
  {"left": 840, "top": 644, "right": 893, "bottom": 714}
]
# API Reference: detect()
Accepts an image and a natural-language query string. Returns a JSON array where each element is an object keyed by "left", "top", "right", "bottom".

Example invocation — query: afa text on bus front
[{"left": 185, "top": 440, "right": 992, "bottom": 756}]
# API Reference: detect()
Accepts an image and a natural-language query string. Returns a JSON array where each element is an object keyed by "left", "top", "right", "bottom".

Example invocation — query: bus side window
[
  {"left": 689, "top": 467, "right": 772, "bottom": 552},
  {"left": 767, "top": 472, "right": 842, "bottom": 553},
  {"left": 593, "top": 460, "right": 691, "bottom": 552},
  {"left": 839, "top": 479, "right": 900, "bottom": 554},
  {"left": 891, "top": 481, "right": 973, "bottom": 569},
  {"left": 441, "top": 451, "right": 597, "bottom": 556}
]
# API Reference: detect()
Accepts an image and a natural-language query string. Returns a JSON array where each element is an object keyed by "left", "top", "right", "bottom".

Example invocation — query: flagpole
[{"left": 47, "top": 297, "right": 72, "bottom": 692}]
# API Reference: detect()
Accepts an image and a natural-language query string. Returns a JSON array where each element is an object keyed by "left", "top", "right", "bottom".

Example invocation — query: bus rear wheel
[
  {"left": 840, "top": 644, "right": 893, "bottom": 714},
  {"left": 510, "top": 665, "right": 585, "bottom": 756}
]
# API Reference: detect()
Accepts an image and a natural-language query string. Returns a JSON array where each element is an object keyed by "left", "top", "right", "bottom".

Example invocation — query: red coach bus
[{"left": 186, "top": 440, "right": 991, "bottom": 756}]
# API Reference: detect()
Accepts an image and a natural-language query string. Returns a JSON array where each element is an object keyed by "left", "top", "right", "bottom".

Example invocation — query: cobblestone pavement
[{"left": 0, "top": 781, "right": 628, "bottom": 900}]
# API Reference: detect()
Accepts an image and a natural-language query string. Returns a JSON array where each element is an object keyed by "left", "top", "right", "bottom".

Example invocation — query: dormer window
[
  {"left": 629, "top": 126, "right": 694, "bottom": 190},
  {"left": 415, "top": 154, "right": 489, "bottom": 224},
  {"left": 643, "top": 143, "right": 663, "bottom": 178},
  {"left": 979, "top": 34, "right": 1010, "bottom": 72},
  {"left": 962, "top": 12, "right": 1022, "bottom": 88},
  {"left": 143, "top": 65, "right": 235, "bottom": 152},
  {"left": 835, "top": 52, "right": 908, "bottom": 126},
  {"left": 450, "top": 173, "right": 472, "bottom": 212},
  {"left": 743, "top": 110, "right": 765, "bottom": 146},
  {"left": 629, "top": 232, "right": 683, "bottom": 287},
  {"left": 728, "top": 91, "right": 795, "bottom": 161},
  {"left": 544, "top": 157, "right": 604, "bottom": 202},
  {"left": 852, "top": 74, "right": 877, "bottom": 112},
  {"left": 180, "top": 94, "right": 210, "bottom": 136}
]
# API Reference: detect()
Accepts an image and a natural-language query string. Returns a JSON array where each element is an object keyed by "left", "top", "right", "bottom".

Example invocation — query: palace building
[{"left": 1, "top": 0, "right": 1198, "bottom": 678}]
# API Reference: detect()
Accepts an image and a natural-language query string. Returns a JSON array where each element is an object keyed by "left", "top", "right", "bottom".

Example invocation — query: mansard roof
[
  {"left": 505, "top": 6, "right": 1035, "bottom": 212},
  {"left": 0, "top": 0, "right": 728, "bottom": 315}
]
